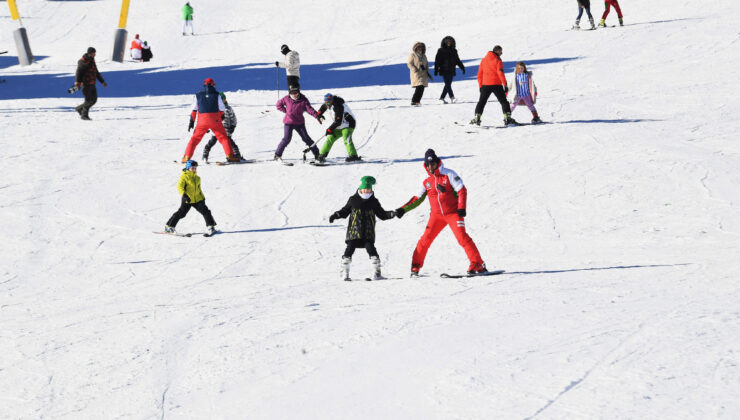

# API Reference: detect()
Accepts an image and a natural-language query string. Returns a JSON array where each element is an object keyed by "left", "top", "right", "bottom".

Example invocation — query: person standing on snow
[
  {"left": 202, "top": 92, "right": 242, "bottom": 162},
  {"left": 182, "top": 78, "right": 238, "bottom": 163},
  {"left": 315, "top": 93, "right": 360, "bottom": 162},
  {"left": 599, "top": 0, "right": 624, "bottom": 27},
  {"left": 573, "top": 0, "right": 596, "bottom": 30},
  {"left": 407, "top": 42, "right": 432, "bottom": 106},
  {"left": 74, "top": 47, "right": 107, "bottom": 121},
  {"left": 434, "top": 36, "right": 465, "bottom": 104},
  {"left": 394, "top": 149, "right": 487, "bottom": 277},
  {"left": 329, "top": 176, "right": 397, "bottom": 281},
  {"left": 509, "top": 61, "right": 542, "bottom": 123},
  {"left": 164, "top": 160, "right": 217, "bottom": 236},
  {"left": 130, "top": 34, "right": 143, "bottom": 61},
  {"left": 141, "top": 41, "right": 153, "bottom": 62},
  {"left": 274, "top": 84, "right": 322, "bottom": 162},
  {"left": 275, "top": 44, "right": 300, "bottom": 88},
  {"left": 470, "top": 45, "right": 517, "bottom": 126},
  {"left": 182, "top": 2, "right": 194, "bottom": 35}
]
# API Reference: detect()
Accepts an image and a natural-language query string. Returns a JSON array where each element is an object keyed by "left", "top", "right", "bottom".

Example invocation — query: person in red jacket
[
  {"left": 130, "top": 34, "right": 143, "bottom": 62},
  {"left": 471, "top": 45, "right": 517, "bottom": 126},
  {"left": 395, "top": 149, "right": 487, "bottom": 277},
  {"left": 182, "top": 78, "right": 238, "bottom": 163},
  {"left": 599, "top": 0, "right": 624, "bottom": 27}
]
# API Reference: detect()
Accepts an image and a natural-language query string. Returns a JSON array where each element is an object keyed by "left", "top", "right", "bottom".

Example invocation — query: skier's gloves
[
  {"left": 275, "top": 61, "right": 280, "bottom": 67},
  {"left": 183, "top": 194, "right": 191, "bottom": 204},
  {"left": 388, "top": 210, "right": 396, "bottom": 218},
  {"left": 457, "top": 209, "right": 466, "bottom": 218},
  {"left": 317, "top": 115, "right": 325, "bottom": 124},
  {"left": 188, "top": 119, "right": 194, "bottom": 131},
  {"left": 325, "top": 128, "right": 333, "bottom": 136},
  {"left": 395, "top": 208, "right": 405, "bottom": 218},
  {"left": 329, "top": 213, "right": 338, "bottom": 223}
]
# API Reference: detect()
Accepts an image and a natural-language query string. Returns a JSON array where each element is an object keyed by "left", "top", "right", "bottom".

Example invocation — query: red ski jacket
[
  {"left": 401, "top": 161, "right": 467, "bottom": 216},
  {"left": 477, "top": 51, "right": 506, "bottom": 88}
]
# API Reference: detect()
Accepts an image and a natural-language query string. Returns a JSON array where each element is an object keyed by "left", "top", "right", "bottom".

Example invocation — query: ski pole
[
  {"left": 302, "top": 134, "right": 327, "bottom": 161},
  {"left": 276, "top": 66, "right": 280, "bottom": 100}
]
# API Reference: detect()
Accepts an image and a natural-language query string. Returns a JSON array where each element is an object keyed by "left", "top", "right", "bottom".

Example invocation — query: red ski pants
[
  {"left": 411, "top": 213, "right": 483, "bottom": 269},
  {"left": 602, "top": 0, "right": 622, "bottom": 19},
  {"left": 184, "top": 113, "right": 233, "bottom": 158}
]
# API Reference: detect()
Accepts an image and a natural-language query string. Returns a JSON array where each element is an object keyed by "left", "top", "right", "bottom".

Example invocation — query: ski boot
[
  {"left": 410, "top": 264, "right": 421, "bottom": 278},
  {"left": 315, "top": 153, "right": 327, "bottom": 163},
  {"left": 467, "top": 262, "right": 487, "bottom": 275},
  {"left": 181, "top": 155, "right": 191, "bottom": 163},
  {"left": 572, "top": 19, "right": 580, "bottom": 30},
  {"left": 273, "top": 154, "right": 284, "bottom": 163},
  {"left": 226, "top": 154, "right": 240, "bottom": 162},
  {"left": 75, "top": 105, "right": 84, "bottom": 116},
  {"left": 598, "top": 19, "right": 606, "bottom": 27},
  {"left": 450, "top": 97, "right": 457, "bottom": 104},
  {"left": 531, "top": 113, "right": 542, "bottom": 124},
  {"left": 589, "top": 17, "right": 596, "bottom": 30},
  {"left": 619, "top": 17, "right": 624, "bottom": 26},
  {"left": 370, "top": 256, "right": 384, "bottom": 280},
  {"left": 207, "top": 225, "right": 217, "bottom": 236},
  {"left": 504, "top": 113, "right": 519, "bottom": 126},
  {"left": 341, "top": 257, "right": 351, "bottom": 281},
  {"left": 345, "top": 155, "right": 361, "bottom": 162},
  {"left": 439, "top": 98, "right": 448, "bottom": 105},
  {"left": 470, "top": 114, "right": 482, "bottom": 126},
  {"left": 164, "top": 225, "right": 175, "bottom": 233}
]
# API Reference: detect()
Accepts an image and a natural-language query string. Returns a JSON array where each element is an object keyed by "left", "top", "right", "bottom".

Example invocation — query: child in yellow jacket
[{"left": 165, "top": 160, "right": 217, "bottom": 235}]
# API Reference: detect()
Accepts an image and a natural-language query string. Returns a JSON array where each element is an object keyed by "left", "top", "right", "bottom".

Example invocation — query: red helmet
[{"left": 204, "top": 78, "right": 215, "bottom": 86}]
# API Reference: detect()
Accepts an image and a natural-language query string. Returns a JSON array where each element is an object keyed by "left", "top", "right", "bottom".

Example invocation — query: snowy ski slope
[{"left": 1, "top": 0, "right": 739, "bottom": 418}]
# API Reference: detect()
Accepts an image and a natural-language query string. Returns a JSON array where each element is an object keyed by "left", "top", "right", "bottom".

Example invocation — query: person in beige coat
[{"left": 407, "top": 42, "right": 432, "bottom": 106}]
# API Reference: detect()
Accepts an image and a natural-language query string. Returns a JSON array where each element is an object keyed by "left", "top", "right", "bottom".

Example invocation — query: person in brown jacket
[
  {"left": 74, "top": 47, "right": 107, "bottom": 120},
  {"left": 471, "top": 45, "right": 517, "bottom": 126},
  {"left": 407, "top": 42, "right": 432, "bottom": 106}
]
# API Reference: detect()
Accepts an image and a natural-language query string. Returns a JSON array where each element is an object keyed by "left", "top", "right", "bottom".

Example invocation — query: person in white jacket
[{"left": 275, "top": 44, "right": 300, "bottom": 87}]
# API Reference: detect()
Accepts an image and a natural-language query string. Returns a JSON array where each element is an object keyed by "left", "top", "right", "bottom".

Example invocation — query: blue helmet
[
  {"left": 185, "top": 160, "right": 198, "bottom": 169},
  {"left": 323, "top": 93, "right": 334, "bottom": 104}
]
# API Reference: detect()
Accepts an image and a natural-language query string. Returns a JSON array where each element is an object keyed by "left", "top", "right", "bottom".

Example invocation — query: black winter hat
[
  {"left": 424, "top": 149, "right": 439, "bottom": 166},
  {"left": 87, "top": 47, "right": 96, "bottom": 54},
  {"left": 281, "top": 44, "right": 290, "bottom": 55}
]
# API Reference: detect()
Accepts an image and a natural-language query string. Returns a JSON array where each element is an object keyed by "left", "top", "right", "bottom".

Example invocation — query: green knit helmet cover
[{"left": 359, "top": 176, "right": 376, "bottom": 190}]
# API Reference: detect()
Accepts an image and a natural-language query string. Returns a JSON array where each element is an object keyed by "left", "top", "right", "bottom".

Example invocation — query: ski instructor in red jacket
[
  {"left": 395, "top": 149, "right": 487, "bottom": 277},
  {"left": 182, "top": 78, "right": 238, "bottom": 163}
]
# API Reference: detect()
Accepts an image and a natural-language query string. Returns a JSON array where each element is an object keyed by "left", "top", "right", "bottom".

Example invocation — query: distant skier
[
  {"left": 407, "top": 42, "right": 431, "bottom": 106},
  {"left": 573, "top": 0, "right": 596, "bottom": 30},
  {"left": 509, "top": 61, "right": 542, "bottom": 124},
  {"left": 394, "top": 149, "right": 487, "bottom": 277},
  {"left": 329, "top": 176, "right": 396, "bottom": 281},
  {"left": 141, "top": 41, "right": 153, "bottom": 62},
  {"left": 470, "top": 45, "right": 517, "bottom": 126},
  {"left": 203, "top": 92, "right": 242, "bottom": 162},
  {"left": 130, "top": 34, "right": 143, "bottom": 61},
  {"left": 274, "top": 84, "right": 322, "bottom": 162},
  {"left": 315, "top": 93, "right": 360, "bottom": 162},
  {"left": 182, "top": 2, "right": 194, "bottom": 35},
  {"left": 73, "top": 47, "right": 107, "bottom": 121},
  {"left": 599, "top": 0, "right": 624, "bottom": 27},
  {"left": 275, "top": 44, "right": 300, "bottom": 87},
  {"left": 182, "top": 78, "right": 238, "bottom": 163},
  {"left": 434, "top": 36, "right": 465, "bottom": 103},
  {"left": 164, "top": 160, "right": 217, "bottom": 236}
]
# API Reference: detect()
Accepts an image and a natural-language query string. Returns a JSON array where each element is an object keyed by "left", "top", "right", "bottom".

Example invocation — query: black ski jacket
[
  {"left": 333, "top": 192, "right": 394, "bottom": 242},
  {"left": 75, "top": 54, "right": 105, "bottom": 86},
  {"left": 434, "top": 36, "right": 465, "bottom": 76}
]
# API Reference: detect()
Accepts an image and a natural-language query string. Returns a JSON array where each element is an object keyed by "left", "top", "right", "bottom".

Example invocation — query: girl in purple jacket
[{"left": 274, "top": 84, "right": 322, "bottom": 162}]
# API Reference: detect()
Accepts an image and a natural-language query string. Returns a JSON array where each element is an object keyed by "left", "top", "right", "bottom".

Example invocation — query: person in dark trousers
[
  {"left": 141, "top": 41, "right": 153, "bottom": 62},
  {"left": 74, "top": 47, "right": 107, "bottom": 120},
  {"left": 165, "top": 160, "right": 217, "bottom": 236},
  {"left": 434, "top": 36, "right": 465, "bottom": 103},
  {"left": 407, "top": 42, "right": 431, "bottom": 106},
  {"left": 203, "top": 92, "right": 242, "bottom": 162},
  {"left": 275, "top": 44, "right": 300, "bottom": 88},
  {"left": 573, "top": 0, "right": 596, "bottom": 30},
  {"left": 329, "top": 176, "right": 396, "bottom": 280},
  {"left": 470, "top": 45, "right": 517, "bottom": 126}
]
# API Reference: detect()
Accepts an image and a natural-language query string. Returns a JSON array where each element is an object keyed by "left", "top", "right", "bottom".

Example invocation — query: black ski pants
[
  {"left": 79, "top": 84, "right": 98, "bottom": 116},
  {"left": 167, "top": 196, "right": 216, "bottom": 227},
  {"left": 440, "top": 74, "right": 455, "bottom": 100},
  {"left": 287, "top": 75, "right": 300, "bottom": 88},
  {"left": 205, "top": 132, "right": 240, "bottom": 159},
  {"left": 411, "top": 86, "right": 425, "bottom": 104},
  {"left": 343, "top": 240, "right": 379, "bottom": 259},
  {"left": 475, "top": 85, "right": 511, "bottom": 116}
]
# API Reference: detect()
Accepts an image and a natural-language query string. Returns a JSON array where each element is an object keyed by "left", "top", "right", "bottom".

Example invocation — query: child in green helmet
[
  {"left": 316, "top": 93, "right": 360, "bottom": 162},
  {"left": 328, "top": 176, "right": 396, "bottom": 280}
]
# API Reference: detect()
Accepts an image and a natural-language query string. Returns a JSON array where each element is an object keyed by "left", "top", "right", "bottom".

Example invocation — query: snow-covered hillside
[{"left": 1, "top": 0, "right": 739, "bottom": 418}]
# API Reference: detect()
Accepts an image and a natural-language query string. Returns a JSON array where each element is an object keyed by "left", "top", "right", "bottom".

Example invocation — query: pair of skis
[
  {"left": 153, "top": 230, "right": 219, "bottom": 237},
  {"left": 344, "top": 270, "right": 504, "bottom": 281}
]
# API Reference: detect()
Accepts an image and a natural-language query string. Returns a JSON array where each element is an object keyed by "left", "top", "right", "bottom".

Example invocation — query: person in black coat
[
  {"left": 329, "top": 176, "right": 396, "bottom": 280},
  {"left": 141, "top": 41, "right": 153, "bottom": 62},
  {"left": 434, "top": 36, "right": 465, "bottom": 103},
  {"left": 74, "top": 47, "right": 107, "bottom": 120}
]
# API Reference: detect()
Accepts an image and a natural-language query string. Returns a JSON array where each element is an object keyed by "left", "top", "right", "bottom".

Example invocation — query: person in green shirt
[{"left": 182, "top": 2, "right": 194, "bottom": 35}]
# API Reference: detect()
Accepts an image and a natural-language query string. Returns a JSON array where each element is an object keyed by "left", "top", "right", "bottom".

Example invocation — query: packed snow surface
[{"left": 1, "top": 0, "right": 739, "bottom": 418}]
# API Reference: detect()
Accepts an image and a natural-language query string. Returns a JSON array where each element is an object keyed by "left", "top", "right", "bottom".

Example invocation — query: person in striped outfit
[
  {"left": 509, "top": 62, "right": 542, "bottom": 124},
  {"left": 202, "top": 92, "right": 242, "bottom": 162}
]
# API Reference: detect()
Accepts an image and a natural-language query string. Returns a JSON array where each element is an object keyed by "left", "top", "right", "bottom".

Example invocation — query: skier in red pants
[
  {"left": 395, "top": 149, "right": 487, "bottom": 277},
  {"left": 599, "top": 0, "right": 624, "bottom": 27},
  {"left": 182, "top": 78, "right": 238, "bottom": 163}
]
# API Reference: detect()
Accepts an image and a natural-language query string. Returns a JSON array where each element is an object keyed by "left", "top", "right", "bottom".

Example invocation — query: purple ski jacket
[{"left": 276, "top": 94, "right": 320, "bottom": 125}]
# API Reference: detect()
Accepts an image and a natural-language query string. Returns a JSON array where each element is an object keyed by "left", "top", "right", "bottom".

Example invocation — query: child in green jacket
[
  {"left": 329, "top": 176, "right": 396, "bottom": 280},
  {"left": 165, "top": 160, "right": 216, "bottom": 235}
]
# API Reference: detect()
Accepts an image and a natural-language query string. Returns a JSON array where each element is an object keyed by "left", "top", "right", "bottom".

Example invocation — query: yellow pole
[
  {"left": 118, "top": 0, "right": 131, "bottom": 29},
  {"left": 8, "top": 0, "right": 21, "bottom": 21}
]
